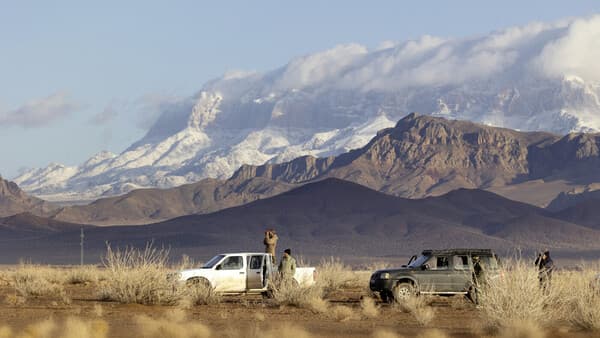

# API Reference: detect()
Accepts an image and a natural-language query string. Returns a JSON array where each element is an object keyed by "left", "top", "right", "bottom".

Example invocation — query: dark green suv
[{"left": 369, "top": 249, "right": 499, "bottom": 302}]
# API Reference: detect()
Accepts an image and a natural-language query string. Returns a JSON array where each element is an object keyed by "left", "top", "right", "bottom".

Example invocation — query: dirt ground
[{"left": 1, "top": 283, "right": 598, "bottom": 338}]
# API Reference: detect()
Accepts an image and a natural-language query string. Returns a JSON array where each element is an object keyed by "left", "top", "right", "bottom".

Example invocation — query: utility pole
[{"left": 80, "top": 227, "right": 84, "bottom": 266}]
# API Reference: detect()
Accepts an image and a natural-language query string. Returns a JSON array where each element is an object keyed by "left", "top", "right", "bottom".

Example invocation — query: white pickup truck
[{"left": 177, "top": 252, "right": 316, "bottom": 294}]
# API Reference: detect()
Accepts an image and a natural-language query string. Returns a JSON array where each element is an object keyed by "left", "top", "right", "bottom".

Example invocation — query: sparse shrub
[
  {"left": 361, "top": 296, "right": 379, "bottom": 318},
  {"left": 330, "top": 305, "right": 356, "bottom": 322},
  {"left": 316, "top": 257, "right": 359, "bottom": 295},
  {"left": 478, "top": 258, "right": 561, "bottom": 329},
  {"left": 179, "top": 282, "right": 221, "bottom": 308},
  {"left": 66, "top": 265, "right": 100, "bottom": 285},
  {"left": 415, "top": 329, "right": 448, "bottom": 338},
  {"left": 394, "top": 294, "right": 434, "bottom": 326},
  {"left": 98, "top": 244, "right": 181, "bottom": 305},
  {"left": 0, "top": 326, "right": 12, "bottom": 338},
  {"left": 12, "top": 264, "right": 70, "bottom": 304},
  {"left": 372, "top": 330, "right": 402, "bottom": 338},
  {"left": 497, "top": 320, "right": 546, "bottom": 338},
  {"left": 559, "top": 268, "right": 600, "bottom": 330},
  {"left": 61, "top": 317, "right": 109, "bottom": 338},
  {"left": 272, "top": 281, "right": 324, "bottom": 308},
  {"left": 135, "top": 310, "right": 211, "bottom": 338}
]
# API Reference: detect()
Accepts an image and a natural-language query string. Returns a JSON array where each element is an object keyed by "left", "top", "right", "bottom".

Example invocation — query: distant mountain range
[
  {"left": 13, "top": 16, "right": 600, "bottom": 202},
  {"left": 2, "top": 178, "right": 600, "bottom": 264},
  {"left": 4, "top": 114, "right": 599, "bottom": 227}
]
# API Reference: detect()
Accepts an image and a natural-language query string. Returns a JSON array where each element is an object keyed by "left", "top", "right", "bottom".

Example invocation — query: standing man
[
  {"left": 471, "top": 256, "right": 486, "bottom": 304},
  {"left": 278, "top": 248, "right": 297, "bottom": 284},
  {"left": 535, "top": 250, "right": 554, "bottom": 293},
  {"left": 264, "top": 229, "right": 278, "bottom": 264}
]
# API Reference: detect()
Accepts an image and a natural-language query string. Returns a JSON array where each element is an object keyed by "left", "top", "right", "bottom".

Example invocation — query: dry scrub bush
[
  {"left": 496, "top": 320, "right": 546, "bottom": 338},
  {"left": 316, "top": 257, "right": 360, "bottom": 294},
  {"left": 98, "top": 244, "right": 181, "bottom": 305},
  {"left": 557, "top": 268, "right": 600, "bottom": 330},
  {"left": 179, "top": 283, "right": 221, "bottom": 308},
  {"left": 272, "top": 280, "right": 325, "bottom": 309},
  {"left": 65, "top": 265, "right": 101, "bottom": 285},
  {"left": 394, "top": 295, "right": 435, "bottom": 326},
  {"left": 1, "top": 318, "right": 108, "bottom": 338},
  {"left": 224, "top": 323, "right": 312, "bottom": 338},
  {"left": 12, "top": 264, "right": 70, "bottom": 304},
  {"left": 135, "top": 309, "right": 211, "bottom": 338},
  {"left": 361, "top": 296, "right": 379, "bottom": 318},
  {"left": 478, "top": 258, "right": 562, "bottom": 329},
  {"left": 372, "top": 329, "right": 448, "bottom": 338}
]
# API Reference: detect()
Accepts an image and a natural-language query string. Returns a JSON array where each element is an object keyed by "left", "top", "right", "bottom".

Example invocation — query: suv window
[
  {"left": 220, "top": 256, "right": 243, "bottom": 270},
  {"left": 476, "top": 255, "right": 498, "bottom": 270},
  {"left": 454, "top": 255, "right": 469, "bottom": 270},
  {"left": 430, "top": 256, "right": 449, "bottom": 270}
]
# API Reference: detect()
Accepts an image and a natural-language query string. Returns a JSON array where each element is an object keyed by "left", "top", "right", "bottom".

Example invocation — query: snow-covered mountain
[{"left": 15, "top": 15, "right": 600, "bottom": 201}]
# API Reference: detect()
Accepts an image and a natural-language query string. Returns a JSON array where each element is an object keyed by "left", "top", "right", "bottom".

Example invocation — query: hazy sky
[{"left": 1, "top": 0, "right": 598, "bottom": 178}]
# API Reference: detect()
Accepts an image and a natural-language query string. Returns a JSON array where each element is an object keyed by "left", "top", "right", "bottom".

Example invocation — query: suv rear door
[
  {"left": 451, "top": 254, "right": 473, "bottom": 292},
  {"left": 420, "top": 255, "right": 454, "bottom": 292}
]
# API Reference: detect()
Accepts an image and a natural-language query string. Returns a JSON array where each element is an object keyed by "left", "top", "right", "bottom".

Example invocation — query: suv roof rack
[{"left": 421, "top": 248, "right": 495, "bottom": 255}]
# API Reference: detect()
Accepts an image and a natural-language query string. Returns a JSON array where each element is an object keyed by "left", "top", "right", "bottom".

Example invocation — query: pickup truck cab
[
  {"left": 177, "top": 252, "right": 316, "bottom": 294},
  {"left": 370, "top": 248, "right": 499, "bottom": 302}
]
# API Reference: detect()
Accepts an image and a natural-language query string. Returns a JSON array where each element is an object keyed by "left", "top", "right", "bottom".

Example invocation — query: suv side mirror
[
  {"left": 215, "top": 264, "right": 222, "bottom": 270},
  {"left": 421, "top": 264, "right": 430, "bottom": 270}
]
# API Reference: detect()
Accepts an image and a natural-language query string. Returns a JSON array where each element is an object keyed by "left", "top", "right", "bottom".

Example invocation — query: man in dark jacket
[
  {"left": 535, "top": 250, "right": 554, "bottom": 293},
  {"left": 278, "top": 248, "right": 296, "bottom": 282}
]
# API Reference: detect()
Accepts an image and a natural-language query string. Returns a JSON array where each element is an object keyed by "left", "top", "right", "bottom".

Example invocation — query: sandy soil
[{"left": 0, "top": 282, "right": 597, "bottom": 338}]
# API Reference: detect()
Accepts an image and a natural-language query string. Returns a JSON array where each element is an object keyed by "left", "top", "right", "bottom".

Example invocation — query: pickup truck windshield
[
  {"left": 202, "top": 255, "right": 225, "bottom": 268},
  {"left": 408, "top": 254, "right": 430, "bottom": 268}
]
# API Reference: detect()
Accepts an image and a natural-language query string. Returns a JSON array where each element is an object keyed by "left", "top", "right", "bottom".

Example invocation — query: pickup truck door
[
  {"left": 247, "top": 255, "right": 266, "bottom": 289},
  {"left": 214, "top": 255, "right": 246, "bottom": 292}
]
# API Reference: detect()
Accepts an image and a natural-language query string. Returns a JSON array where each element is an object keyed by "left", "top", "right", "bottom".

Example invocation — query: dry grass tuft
[
  {"left": 496, "top": 320, "right": 546, "bottom": 338},
  {"left": 12, "top": 264, "right": 70, "bottom": 304},
  {"left": 415, "top": 329, "right": 448, "bottom": 338},
  {"left": 316, "top": 257, "right": 360, "bottom": 294},
  {"left": 0, "top": 326, "right": 12, "bottom": 338},
  {"left": 330, "top": 305, "right": 357, "bottom": 322},
  {"left": 20, "top": 318, "right": 57, "bottom": 338},
  {"left": 559, "top": 269, "right": 600, "bottom": 330},
  {"left": 478, "top": 258, "right": 561, "bottom": 329},
  {"left": 394, "top": 296, "right": 435, "bottom": 326},
  {"left": 65, "top": 266, "right": 101, "bottom": 285},
  {"left": 372, "top": 330, "right": 402, "bottom": 338},
  {"left": 360, "top": 296, "right": 379, "bottom": 318},
  {"left": 61, "top": 317, "right": 109, "bottom": 338},
  {"left": 93, "top": 304, "right": 104, "bottom": 317},
  {"left": 98, "top": 244, "right": 181, "bottom": 305},
  {"left": 135, "top": 311, "right": 211, "bottom": 338},
  {"left": 179, "top": 283, "right": 221, "bottom": 308}
]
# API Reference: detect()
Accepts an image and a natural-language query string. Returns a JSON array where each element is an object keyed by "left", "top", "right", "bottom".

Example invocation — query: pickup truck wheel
[
  {"left": 393, "top": 283, "right": 415, "bottom": 301},
  {"left": 186, "top": 277, "right": 210, "bottom": 288}
]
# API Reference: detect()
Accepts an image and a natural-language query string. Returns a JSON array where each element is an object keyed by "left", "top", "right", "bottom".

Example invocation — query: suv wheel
[{"left": 393, "top": 282, "right": 415, "bottom": 301}]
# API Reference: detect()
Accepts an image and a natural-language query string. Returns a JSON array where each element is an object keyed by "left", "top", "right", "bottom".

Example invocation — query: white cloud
[
  {"left": 534, "top": 15, "right": 600, "bottom": 82},
  {"left": 274, "top": 44, "right": 368, "bottom": 90},
  {"left": 134, "top": 93, "right": 186, "bottom": 131},
  {"left": 233, "top": 16, "right": 599, "bottom": 93},
  {"left": 90, "top": 101, "right": 119, "bottom": 125},
  {"left": 0, "top": 92, "right": 80, "bottom": 128}
]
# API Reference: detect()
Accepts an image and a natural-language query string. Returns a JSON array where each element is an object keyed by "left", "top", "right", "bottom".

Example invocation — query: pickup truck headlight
[{"left": 380, "top": 272, "right": 391, "bottom": 280}]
